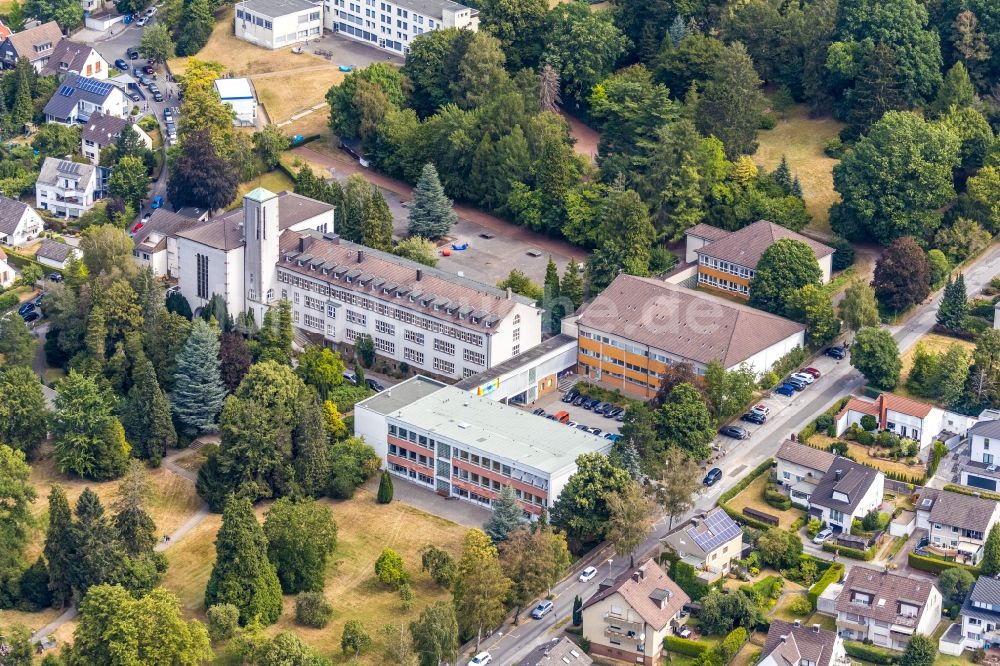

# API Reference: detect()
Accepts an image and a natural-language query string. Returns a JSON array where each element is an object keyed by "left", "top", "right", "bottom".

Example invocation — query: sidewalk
[{"left": 363, "top": 475, "right": 490, "bottom": 528}]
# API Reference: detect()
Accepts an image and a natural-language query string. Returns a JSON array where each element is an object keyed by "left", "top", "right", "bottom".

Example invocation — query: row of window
[
  {"left": 303, "top": 313, "right": 324, "bottom": 330},
  {"left": 388, "top": 462, "right": 434, "bottom": 486},
  {"left": 374, "top": 336, "right": 394, "bottom": 354},
  {"left": 236, "top": 9, "right": 273, "bottom": 29},
  {"left": 404, "top": 347, "right": 423, "bottom": 364},
  {"left": 699, "top": 272, "right": 750, "bottom": 295},
  {"left": 579, "top": 329, "right": 674, "bottom": 365},
  {"left": 699, "top": 255, "right": 754, "bottom": 279},
  {"left": 452, "top": 468, "right": 547, "bottom": 506},
  {"left": 388, "top": 443, "right": 432, "bottom": 468}
]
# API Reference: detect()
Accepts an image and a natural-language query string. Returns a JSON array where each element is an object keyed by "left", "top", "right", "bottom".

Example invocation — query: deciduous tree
[
  {"left": 139, "top": 23, "right": 175, "bottom": 63},
  {"left": 552, "top": 453, "right": 633, "bottom": 547},
  {"left": 410, "top": 601, "right": 459, "bottom": 666},
  {"left": 654, "top": 448, "right": 701, "bottom": 529},
  {"left": 479, "top": 0, "right": 547, "bottom": 70},
  {"left": 696, "top": 42, "right": 766, "bottom": 157},
  {"left": 452, "top": 529, "right": 511, "bottom": 646},
  {"left": 542, "top": 3, "right": 629, "bottom": 104},
  {"left": 872, "top": 236, "right": 931, "bottom": 312},
  {"left": 0, "top": 367, "right": 48, "bottom": 459},
  {"left": 656, "top": 383, "right": 716, "bottom": 460},
  {"left": 0, "top": 309, "right": 35, "bottom": 366},
  {"left": 167, "top": 130, "right": 238, "bottom": 211},
  {"left": 787, "top": 284, "right": 841, "bottom": 347},
  {"left": 605, "top": 479, "right": 652, "bottom": 562},
  {"left": 341, "top": 619, "right": 372, "bottom": 656},
  {"left": 899, "top": 635, "right": 936, "bottom": 666},
  {"left": 748, "top": 238, "right": 822, "bottom": 316},
  {"left": 839, "top": 280, "right": 880, "bottom": 332},
  {"left": 264, "top": 498, "right": 338, "bottom": 594},
  {"left": 850, "top": 327, "right": 902, "bottom": 389},
  {"left": 394, "top": 236, "right": 438, "bottom": 267}
]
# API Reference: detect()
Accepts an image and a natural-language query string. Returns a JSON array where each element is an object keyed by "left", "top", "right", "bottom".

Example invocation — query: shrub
[
  {"left": 844, "top": 641, "right": 899, "bottom": 665},
  {"left": 788, "top": 596, "right": 813, "bottom": 615},
  {"left": 944, "top": 484, "right": 1000, "bottom": 502},
  {"left": 824, "top": 137, "right": 844, "bottom": 158},
  {"left": 856, "top": 430, "right": 875, "bottom": 445},
  {"left": 206, "top": 603, "right": 240, "bottom": 642},
  {"left": 807, "top": 518, "right": 822, "bottom": 538},
  {"left": 759, "top": 114, "right": 777, "bottom": 130},
  {"left": 807, "top": 563, "right": 845, "bottom": 608},
  {"left": 830, "top": 237, "right": 855, "bottom": 270},
  {"left": 719, "top": 459, "right": 775, "bottom": 504},
  {"left": 860, "top": 414, "right": 878, "bottom": 431},
  {"left": 816, "top": 414, "right": 834, "bottom": 433},
  {"left": 764, "top": 488, "right": 792, "bottom": 510},
  {"left": 664, "top": 636, "right": 709, "bottom": 657},
  {"left": 718, "top": 627, "right": 748, "bottom": 662},
  {"left": 822, "top": 542, "right": 875, "bottom": 560},
  {"left": 669, "top": 559, "right": 709, "bottom": 601},
  {"left": 398, "top": 581, "right": 414, "bottom": 611},
  {"left": 374, "top": 548, "right": 407, "bottom": 587},
  {"left": 908, "top": 551, "right": 980, "bottom": 576},
  {"left": 295, "top": 591, "right": 333, "bottom": 628}
]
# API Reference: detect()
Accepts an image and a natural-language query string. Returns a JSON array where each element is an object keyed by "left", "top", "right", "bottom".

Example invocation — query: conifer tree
[
  {"left": 171, "top": 319, "right": 225, "bottom": 437},
  {"left": 52, "top": 371, "right": 129, "bottom": 481},
  {"left": 205, "top": 496, "right": 283, "bottom": 626},
  {"left": 483, "top": 485, "right": 525, "bottom": 543},
  {"left": 407, "top": 164, "right": 457, "bottom": 239},
  {"left": 121, "top": 353, "right": 176, "bottom": 464},
  {"left": 71, "top": 489, "right": 124, "bottom": 598},
  {"left": 293, "top": 400, "right": 331, "bottom": 498},
  {"left": 561, "top": 259, "right": 584, "bottom": 311},
  {"left": 773, "top": 155, "right": 792, "bottom": 191},
  {"left": 543, "top": 256, "right": 563, "bottom": 333},
  {"left": 377, "top": 470, "right": 394, "bottom": 504},
  {"left": 44, "top": 486, "right": 75, "bottom": 608},
  {"left": 937, "top": 273, "right": 968, "bottom": 331},
  {"left": 982, "top": 523, "right": 1000, "bottom": 577},
  {"left": 112, "top": 461, "right": 157, "bottom": 557},
  {"left": 362, "top": 185, "right": 394, "bottom": 251},
  {"left": 791, "top": 176, "right": 803, "bottom": 198}
]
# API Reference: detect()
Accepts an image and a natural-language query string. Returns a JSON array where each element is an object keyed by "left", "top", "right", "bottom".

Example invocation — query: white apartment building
[
  {"left": 42, "top": 74, "right": 129, "bottom": 124},
  {"left": 235, "top": 0, "right": 323, "bottom": 49},
  {"left": 325, "top": 0, "right": 477, "bottom": 56},
  {"left": 80, "top": 113, "right": 152, "bottom": 165},
  {"left": 835, "top": 568, "right": 942, "bottom": 651},
  {"left": 0, "top": 195, "right": 44, "bottom": 247},
  {"left": 35, "top": 158, "right": 98, "bottom": 219},
  {"left": 915, "top": 488, "right": 1000, "bottom": 566},
  {"left": 355, "top": 377, "right": 611, "bottom": 516},
  {"left": 808, "top": 457, "right": 884, "bottom": 533},
  {"left": 39, "top": 39, "right": 108, "bottom": 79},
  {"left": 962, "top": 420, "right": 1000, "bottom": 492}
]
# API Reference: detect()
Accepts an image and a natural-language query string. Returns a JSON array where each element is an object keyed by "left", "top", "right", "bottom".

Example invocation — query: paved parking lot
[{"left": 521, "top": 388, "right": 623, "bottom": 436}]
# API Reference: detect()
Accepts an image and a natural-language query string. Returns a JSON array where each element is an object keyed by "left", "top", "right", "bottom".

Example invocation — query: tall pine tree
[
  {"left": 121, "top": 352, "right": 176, "bottom": 464},
  {"left": 407, "top": 164, "right": 457, "bottom": 239},
  {"left": 71, "top": 489, "right": 124, "bottom": 598},
  {"left": 52, "top": 371, "right": 129, "bottom": 481},
  {"left": 543, "top": 256, "right": 562, "bottom": 334},
  {"left": 43, "top": 486, "right": 75, "bottom": 608},
  {"left": 561, "top": 259, "right": 584, "bottom": 311},
  {"left": 937, "top": 273, "right": 968, "bottom": 331},
  {"left": 361, "top": 185, "right": 394, "bottom": 251},
  {"left": 483, "top": 485, "right": 525, "bottom": 543},
  {"left": 205, "top": 496, "right": 283, "bottom": 626},
  {"left": 112, "top": 461, "right": 157, "bottom": 557},
  {"left": 171, "top": 319, "right": 225, "bottom": 437}
]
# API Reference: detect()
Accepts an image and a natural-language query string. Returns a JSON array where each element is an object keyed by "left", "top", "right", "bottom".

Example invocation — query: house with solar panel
[
  {"left": 35, "top": 157, "right": 98, "bottom": 218},
  {"left": 43, "top": 73, "right": 128, "bottom": 124},
  {"left": 661, "top": 507, "right": 743, "bottom": 583}
]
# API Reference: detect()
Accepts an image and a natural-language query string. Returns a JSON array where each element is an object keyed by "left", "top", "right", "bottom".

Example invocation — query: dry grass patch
[
  {"left": 232, "top": 170, "right": 296, "bottom": 208},
  {"left": 809, "top": 434, "right": 925, "bottom": 478},
  {"left": 725, "top": 474, "right": 803, "bottom": 530},
  {"left": 23, "top": 455, "right": 202, "bottom": 561},
  {"left": 281, "top": 108, "right": 334, "bottom": 137},
  {"left": 254, "top": 69, "right": 345, "bottom": 123},
  {"left": 753, "top": 105, "right": 845, "bottom": 236},
  {"left": 161, "top": 489, "right": 469, "bottom": 663}
]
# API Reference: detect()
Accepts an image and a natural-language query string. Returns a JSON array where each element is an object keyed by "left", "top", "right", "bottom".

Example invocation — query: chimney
[
  {"left": 357, "top": 250, "right": 364, "bottom": 263},
  {"left": 632, "top": 572, "right": 641, "bottom": 583},
  {"left": 416, "top": 268, "right": 422, "bottom": 281},
  {"left": 793, "top": 620, "right": 801, "bottom": 628},
  {"left": 780, "top": 636, "right": 788, "bottom": 644},
  {"left": 834, "top": 469, "right": 842, "bottom": 481},
  {"left": 506, "top": 287, "right": 512, "bottom": 300},
  {"left": 299, "top": 236, "right": 313, "bottom": 252},
  {"left": 813, "top": 624, "right": 820, "bottom": 634}
]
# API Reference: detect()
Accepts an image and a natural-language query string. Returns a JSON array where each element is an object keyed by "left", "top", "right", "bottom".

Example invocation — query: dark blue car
[
  {"left": 775, "top": 383, "right": 796, "bottom": 397},
  {"left": 17, "top": 302, "right": 35, "bottom": 316},
  {"left": 151, "top": 195, "right": 164, "bottom": 209}
]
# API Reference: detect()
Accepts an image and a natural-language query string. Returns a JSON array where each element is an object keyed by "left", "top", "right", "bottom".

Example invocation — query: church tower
[{"left": 243, "top": 187, "right": 279, "bottom": 324}]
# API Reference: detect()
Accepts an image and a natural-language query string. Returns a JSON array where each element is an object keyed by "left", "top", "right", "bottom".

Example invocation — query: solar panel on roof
[
  {"left": 58, "top": 85, "right": 74, "bottom": 97},
  {"left": 690, "top": 510, "right": 741, "bottom": 552},
  {"left": 77, "top": 78, "right": 113, "bottom": 96},
  {"left": 56, "top": 161, "right": 82, "bottom": 175}
]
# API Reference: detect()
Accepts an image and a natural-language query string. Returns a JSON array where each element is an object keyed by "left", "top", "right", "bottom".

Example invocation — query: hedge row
[
  {"left": 943, "top": 483, "right": 1000, "bottom": 502},
  {"left": 807, "top": 562, "right": 845, "bottom": 608},
  {"left": 822, "top": 542, "right": 875, "bottom": 561},
  {"left": 720, "top": 502, "right": 774, "bottom": 532},
  {"left": 719, "top": 459, "right": 775, "bottom": 504},
  {"left": 799, "top": 397, "right": 850, "bottom": 443},
  {"left": 844, "top": 641, "right": 899, "bottom": 665},
  {"left": 908, "top": 551, "right": 981, "bottom": 576},
  {"left": 0, "top": 291, "right": 19, "bottom": 312},
  {"left": 718, "top": 627, "right": 748, "bottom": 663},
  {"left": 664, "top": 636, "right": 709, "bottom": 657}
]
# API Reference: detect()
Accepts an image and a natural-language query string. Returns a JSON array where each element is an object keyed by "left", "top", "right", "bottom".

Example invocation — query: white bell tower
[{"left": 243, "top": 187, "right": 279, "bottom": 323}]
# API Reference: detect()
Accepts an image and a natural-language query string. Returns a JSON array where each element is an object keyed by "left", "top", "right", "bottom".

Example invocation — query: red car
[{"left": 800, "top": 367, "right": 822, "bottom": 378}]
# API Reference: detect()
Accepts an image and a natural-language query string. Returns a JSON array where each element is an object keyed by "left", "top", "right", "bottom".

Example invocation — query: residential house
[
  {"left": 80, "top": 112, "right": 152, "bottom": 165},
  {"left": 324, "top": 0, "right": 478, "bottom": 56},
  {"left": 131, "top": 208, "right": 204, "bottom": 278},
  {"left": 915, "top": 488, "right": 1000, "bottom": 565},
  {"left": 355, "top": 377, "right": 610, "bottom": 515},
  {"left": 580, "top": 560, "right": 690, "bottom": 666},
  {"left": 760, "top": 620, "right": 848, "bottom": 666},
  {"left": 685, "top": 221, "right": 835, "bottom": 299},
  {"left": 234, "top": 0, "right": 323, "bottom": 49},
  {"left": 43, "top": 74, "right": 128, "bottom": 124},
  {"left": 835, "top": 391, "right": 976, "bottom": 455},
  {"left": 0, "top": 21, "right": 63, "bottom": 71},
  {"left": 563, "top": 273, "right": 806, "bottom": 398},
  {"left": 518, "top": 637, "right": 593, "bottom": 666},
  {"left": 775, "top": 440, "right": 836, "bottom": 507},
  {"left": 0, "top": 248, "right": 15, "bottom": 287},
  {"left": 961, "top": 420, "right": 1000, "bottom": 492},
  {"left": 39, "top": 39, "right": 108, "bottom": 79},
  {"left": 834, "top": 568, "right": 942, "bottom": 651},
  {"left": 942, "top": 575, "right": 1000, "bottom": 654},
  {"left": 808, "top": 457, "right": 884, "bottom": 532},
  {"left": 34, "top": 238, "right": 81, "bottom": 270},
  {"left": 214, "top": 78, "right": 257, "bottom": 126},
  {"left": 35, "top": 158, "right": 99, "bottom": 219},
  {"left": 0, "top": 20, "right": 12, "bottom": 41},
  {"left": 0, "top": 195, "right": 44, "bottom": 246},
  {"left": 661, "top": 508, "right": 743, "bottom": 583}
]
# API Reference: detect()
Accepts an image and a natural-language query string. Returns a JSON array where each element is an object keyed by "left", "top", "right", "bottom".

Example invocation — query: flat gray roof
[
  {"left": 390, "top": 384, "right": 610, "bottom": 474},
  {"left": 237, "top": 0, "right": 318, "bottom": 18},
  {"left": 391, "top": 0, "right": 472, "bottom": 18},
  {"left": 453, "top": 333, "right": 576, "bottom": 391},
  {"left": 357, "top": 375, "right": 446, "bottom": 416}
]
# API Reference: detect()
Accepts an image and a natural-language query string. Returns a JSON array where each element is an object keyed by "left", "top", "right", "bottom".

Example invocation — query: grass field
[
  {"left": 167, "top": 8, "right": 345, "bottom": 122},
  {"left": 753, "top": 105, "right": 845, "bottom": 236},
  {"left": 233, "top": 169, "right": 296, "bottom": 207},
  {"left": 161, "top": 488, "right": 469, "bottom": 663},
  {"left": 725, "top": 474, "right": 804, "bottom": 530}
]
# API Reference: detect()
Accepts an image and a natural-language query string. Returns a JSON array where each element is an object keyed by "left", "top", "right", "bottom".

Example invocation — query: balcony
[
  {"left": 605, "top": 614, "right": 643, "bottom": 631},
  {"left": 838, "top": 616, "right": 868, "bottom": 631}
]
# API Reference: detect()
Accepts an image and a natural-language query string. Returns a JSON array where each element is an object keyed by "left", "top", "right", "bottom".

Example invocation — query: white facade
[
  {"left": 836, "top": 583, "right": 942, "bottom": 651},
  {"left": 836, "top": 393, "right": 976, "bottom": 454},
  {"left": 814, "top": 478, "right": 883, "bottom": 531},
  {"left": 235, "top": 0, "right": 322, "bottom": 49},
  {"left": 0, "top": 251, "right": 14, "bottom": 288},
  {"left": 0, "top": 197, "right": 44, "bottom": 246},
  {"left": 177, "top": 239, "right": 245, "bottom": 311},
  {"left": 214, "top": 78, "right": 258, "bottom": 126},
  {"left": 81, "top": 122, "right": 151, "bottom": 165},
  {"left": 325, "top": 0, "right": 477, "bottom": 55},
  {"left": 35, "top": 158, "right": 98, "bottom": 219}
]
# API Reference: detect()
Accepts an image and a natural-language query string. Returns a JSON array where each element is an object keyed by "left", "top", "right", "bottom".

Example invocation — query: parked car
[
  {"left": 552, "top": 410, "right": 570, "bottom": 424},
  {"left": 579, "top": 566, "right": 598, "bottom": 583},
  {"left": 33, "top": 294, "right": 44, "bottom": 307},
  {"left": 21, "top": 311, "right": 40, "bottom": 323},
  {"left": 825, "top": 346, "right": 847, "bottom": 359},
  {"left": 813, "top": 527, "right": 834, "bottom": 544},
  {"left": 751, "top": 404, "right": 770, "bottom": 417},
  {"left": 146, "top": 5, "right": 157, "bottom": 15},
  {"left": 790, "top": 372, "right": 815, "bottom": 385},
  {"left": 719, "top": 425, "right": 749, "bottom": 439},
  {"left": 143, "top": 64, "right": 155, "bottom": 75},
  {"left": 127, "top": 91, "right": 141, "bottom": 101},
  {"left": 114, "top": 58, "right": 129, "bottom": 70},
  {"left": 530, "top": 601, "right": 554, "bottom": 619},
  {"left": 605, "top": 406, "right": 624, "bottom": 419},
  {"left": 366, "top": 378, "right": 385, "bottom": 392},
  {"left": 17, "top": 302, "right": 35, "bottom": 316},
  {"left": 615, "top": 411, "right": 626, "bottom": 422},
  {"left": 582, "top": 397, "right": 600, "bottom": 410},
  {"left": 152, "top": 91, "right": 164, "bottom": 102},
  {"left": 785, "top": 377, "right": 807, "bottom": 390},
  {"left": 562, "top": 390, "right": 578, "bottom": 403},
  {"left": 565, "top": 421, "right": 578, "bottom": 428},
  {"left": 47, "top": 273, "right": 63, "bottom": 282},
  {"left": 703, "top": 467, "right": 723, "bottom": 486},
  {"left": 801, "top": 367, "right": 822, "bottom": 378},
  {"left": 775, "top": 383, "right": 796, "bottom": 397},
  {"left": 604, "top": 433, "right": 621, "bottom": 442},
  {"left": 150, "top": 195, "right": 163, "bottom": 209},
  {"left": 575, "top": 424, "right": 589, "bottom": 431},
  {"left": 127, "top": 47, "right": 139, "bottom": 59},
  {"left": 163, "top": 108, "right": 173, "bottom": 121},
  {"left": 469, "top": 652, "right": 493, "bottom": 666},
  {"left": 148, "top": 83, "right": 160, "bottom": 94},
  {"left": 741, "top": 412, "right": 766, "bottom": 425},
  {"left": 572, "top": 394, "right": 586, "bottom": 407},
  {"left": 136, "top": 15, "right": 148, "bottom": 25},
  {"left": 532, "top": 408, "right": 545, "bottom": 416},
  {"left": 586, "top": 427, "right": 602, "bottom": 436}
]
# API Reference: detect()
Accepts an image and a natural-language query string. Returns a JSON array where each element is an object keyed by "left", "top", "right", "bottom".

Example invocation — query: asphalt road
[{"left": 477, "top": 242, "right": 1000, "bottom": 666}]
